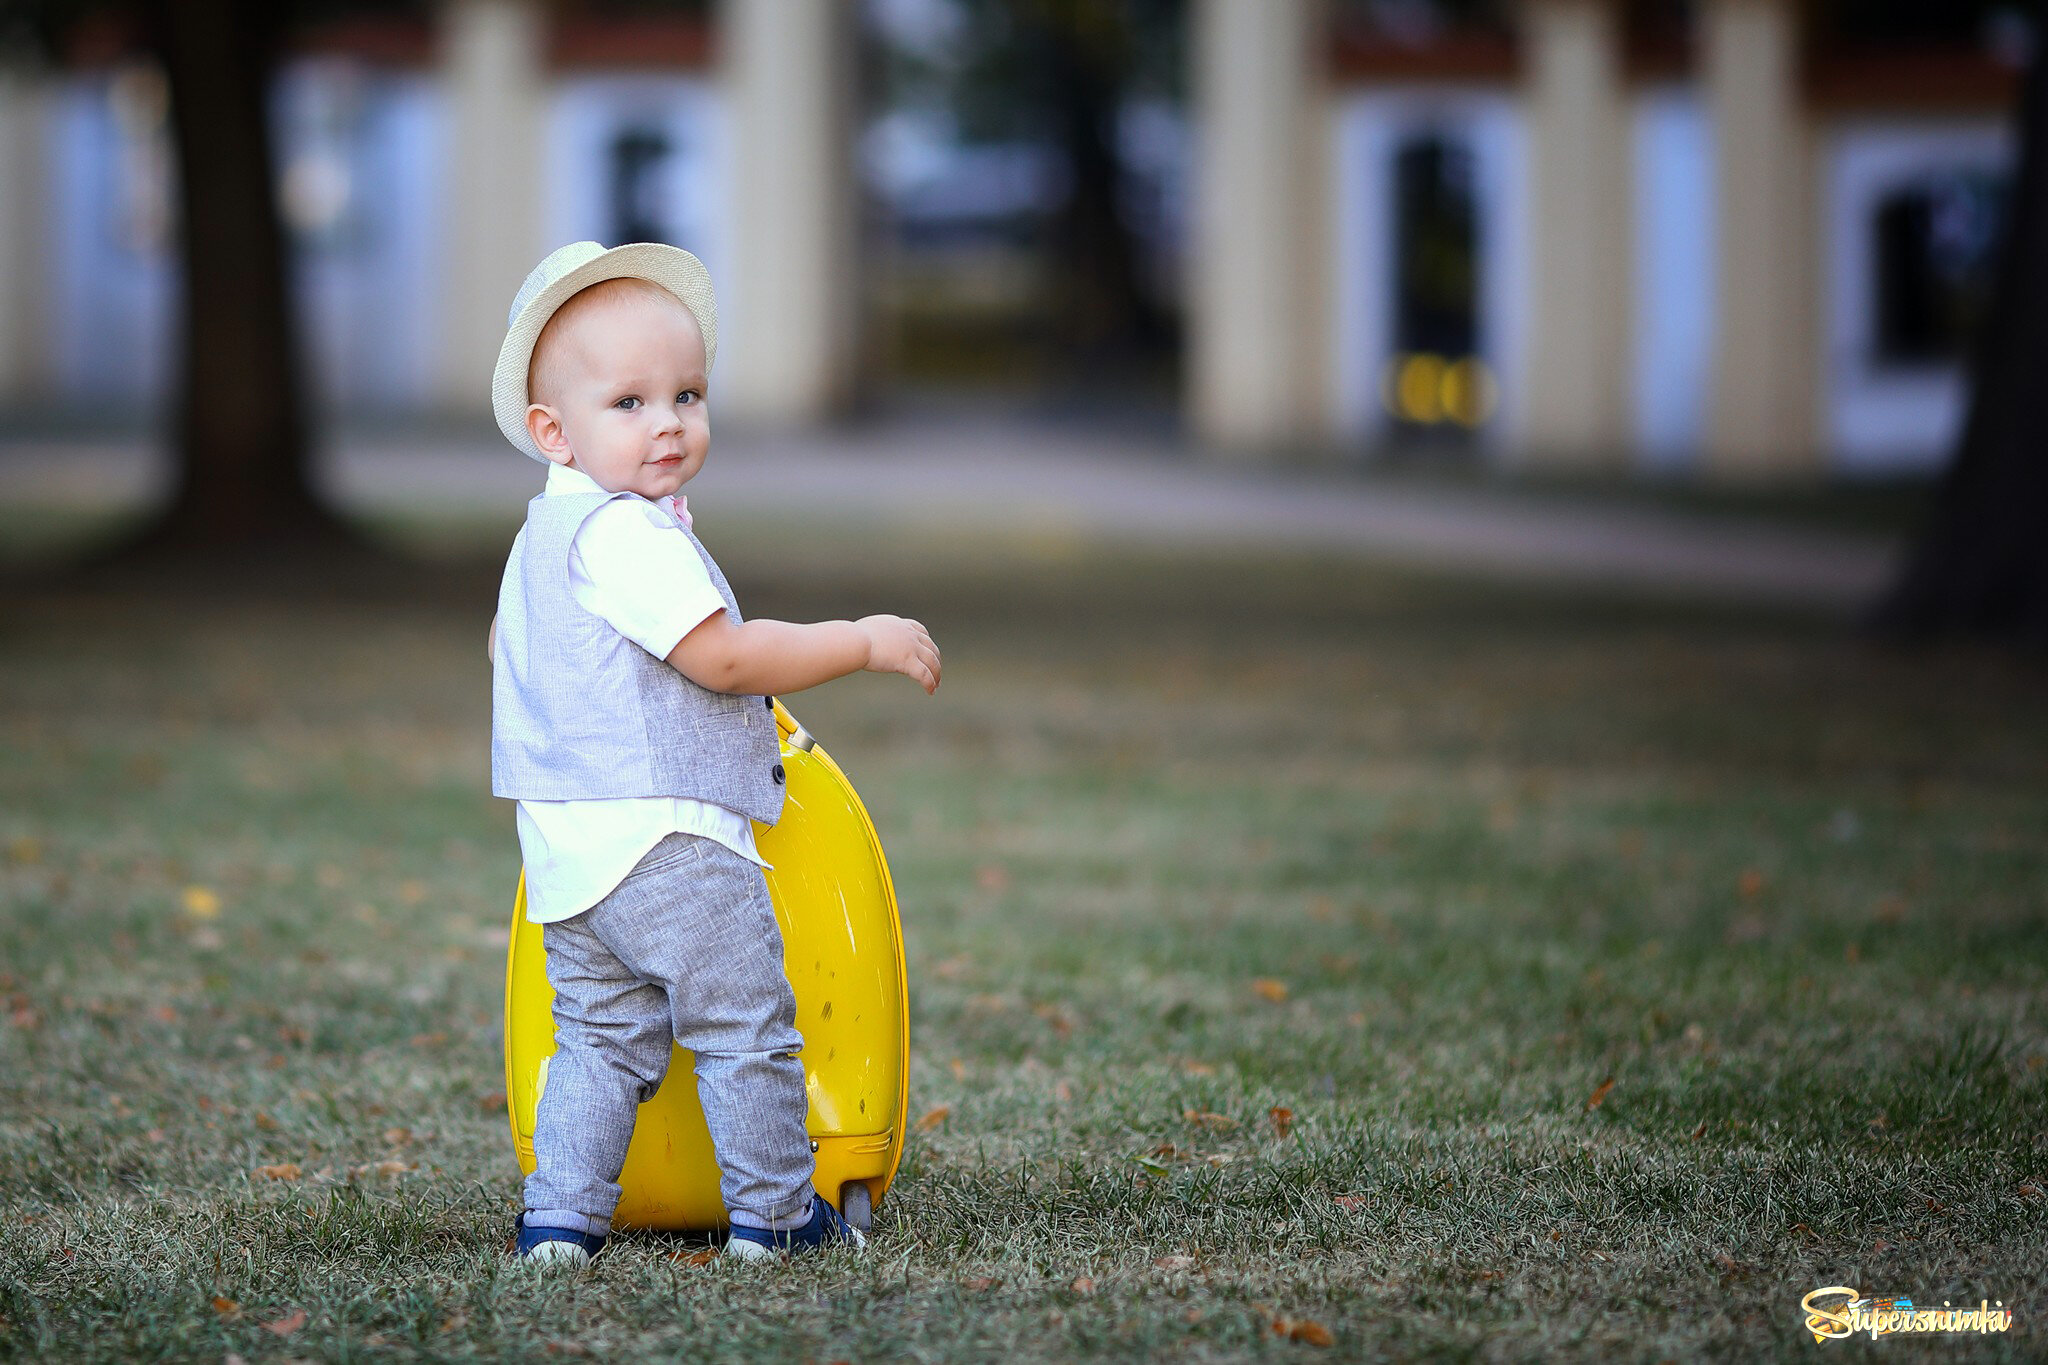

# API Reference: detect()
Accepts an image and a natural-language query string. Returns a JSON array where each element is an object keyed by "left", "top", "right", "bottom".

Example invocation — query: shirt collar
[
  {"left": 543, "top": 461, "right": 605, "bottom": 497},
  {"left": 542, "top": 460, "right": 692, "bottom": 530}
]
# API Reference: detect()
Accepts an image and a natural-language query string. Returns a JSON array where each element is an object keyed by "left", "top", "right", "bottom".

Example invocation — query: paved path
[{"left": 2, "top": 416, "right": 1905, "bottom": 608}]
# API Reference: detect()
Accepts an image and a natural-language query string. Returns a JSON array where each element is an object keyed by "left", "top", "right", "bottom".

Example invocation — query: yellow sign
[{"left": 1800, "top": 1286, "right": 2014, "bottom": 1342}]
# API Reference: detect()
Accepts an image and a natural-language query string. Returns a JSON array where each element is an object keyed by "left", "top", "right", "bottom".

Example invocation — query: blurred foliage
[
  {"left": 1328, "top": 0, "right": 1515, "bottom": 42},
  {"left": 552, "top": 0, "right": 711, "bottom": 18},
  {"left": 1327, "top": 0, "right": 2037, "bottom": 54},
  {"left": 0, "top": 0, "right": 434, "bottom": 63},
  {"left": 880, "top": 0, "right": 1184, "bottom": 144},
  {"left": 1814, "top": 0, "right": 2034, "bottom": 48}
]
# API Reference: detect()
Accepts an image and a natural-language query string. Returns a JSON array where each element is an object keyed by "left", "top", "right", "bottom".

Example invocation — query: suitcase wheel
[{"left": 840, "top": 1181, "right": 873, "bottom": 1234}]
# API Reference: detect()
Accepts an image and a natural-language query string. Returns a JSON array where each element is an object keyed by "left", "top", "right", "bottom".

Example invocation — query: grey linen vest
[{"left": 491, "top": 489, "right": 786, "bottom": 825}]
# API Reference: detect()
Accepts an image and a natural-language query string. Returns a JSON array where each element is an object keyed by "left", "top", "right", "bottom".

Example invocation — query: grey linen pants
[{"left": 522, "top": 831, "right": 816, "bottom": 1236}]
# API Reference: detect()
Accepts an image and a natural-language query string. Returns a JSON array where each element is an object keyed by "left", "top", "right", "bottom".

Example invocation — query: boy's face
[{"left": 525, "top": 290, "right": 710, "bottom": 501}]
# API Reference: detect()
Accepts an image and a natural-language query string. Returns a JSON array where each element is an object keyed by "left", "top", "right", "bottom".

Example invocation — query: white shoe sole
[
  {"left": 519, "top": 1240, "right": 594, "bottom": 1268},
  {"left": 722, "top": 1224, "right": 868, "bottom": 1261}
]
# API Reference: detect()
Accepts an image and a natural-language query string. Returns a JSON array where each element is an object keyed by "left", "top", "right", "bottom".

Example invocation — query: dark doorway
[
  {"left": 1872, "top": 171, "right": 2005, "bottom": 369},
  {"left": 608, "top": 125, "right": 672, "bottom": 246},
  {"left": 1385, "top": 131, "right": 1489, "bottom": 439}
]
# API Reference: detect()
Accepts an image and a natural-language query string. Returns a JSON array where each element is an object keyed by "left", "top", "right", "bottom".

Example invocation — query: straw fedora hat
[{"left": 491, "top": 240, "right": 719, "bottom": 463}]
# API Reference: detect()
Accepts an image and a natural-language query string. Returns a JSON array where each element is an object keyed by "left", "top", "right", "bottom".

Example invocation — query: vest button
[
  {"left": 770, "top": 763, "right": 785, "bottom": 785},
  {"left": 764, "top": 695, "right": 774, "bottom": 710}
]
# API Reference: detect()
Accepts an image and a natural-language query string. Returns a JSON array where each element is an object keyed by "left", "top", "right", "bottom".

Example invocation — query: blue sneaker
[
  {"left": 723, "top": 1196, "right": 867, "bottom": 1261},
  {"left": 512, "top": 1215, "right": 607, "bottom": 1268}
]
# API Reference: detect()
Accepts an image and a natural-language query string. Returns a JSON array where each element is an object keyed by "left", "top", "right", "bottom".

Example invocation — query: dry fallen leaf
[
  {"left": 1268, "top": 1106, "right": 1294, "bottom": 1138},
  {"left": 181, "top": 886, "right": 222, "bottom": 919},
  {"left": 1737, "top": 867, "right": 1766, "bottom": 898},
  {"left": 1689, "top": 1121, "right": 1708, "bottom": 1140},
  {"left": 2018, "top": 1183, "right": 2044, "bottom": 1199},
  {"left": 1584, "top": 1077, "right": 1616, "bottom": 1111},
  {"left": 384, "top": 1127, "right": 413, "bottom": 1147},
  {"left": 1153, "top": 1255, "right": 1197, "bottom": 1271},
  {"left": 1180, "top": 1061, "right": 1216, "bottom": 1076},
  {"left": 209, "top": 1295, "right": 239, "bottom": 1318},
  {"left": 1183, "top": 1109, "right": 1236, "bottom": 1131},
  {"left": 1031, "top": 1003, "right": 1075, "bottom": 1037},
  {"left": 1251, "top": 978, "right": 1289, "bottom": 1003},
  {"left": 677, "top": 1247, "right": 719, "bottom": 1266},
  {"left": 253, "top": 1111, "right": 279, "bottom": 1132},
  {"left": 960, "top": 1276, "right": 995, "bottom": 1292},
  {"left": 371, "top": 1160, "right": 415, "bottom": 1178},
  {"left": 440, "top": 1309, "right": 468, "bottom": 1333},
  {"left": 252, "top": 1163, "right": 301, "bottom": 1182},
  {"left": 915, "top": 1105, "right": 951, "bottom": 1133},
  {"left": 949, "top": 1058, "right": 967, "bottom": 1081},
  {"left": 1054, "top": 1080, "right": 1073, "bottom": 1102},
  {"left": 1070, "top": 1276, "right": 1095, "bottom": 1296},
  {"left": 478, "top": 1091, "right": 507, "bottom": 1112},
  {"left": 1334, "top": 1195, "right": 1368, "bottom": 1211},
  {"left": 262, "top": 1308, "right": 307, "bottom": 1337},
  {"left": 975, "top": 863, "right": 1009, "bottom": 892},
  {"left": 1267, "top": 1314, "right": 1334, "bottom": 1346}
]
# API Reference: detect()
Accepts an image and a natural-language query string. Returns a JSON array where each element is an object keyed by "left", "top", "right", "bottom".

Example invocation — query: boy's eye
[
  {"left": 615, "top": 396, "right": 640, "bottom": 410},
  {"left": 678, "top": 390, "right": 700, "bottom": 405}
]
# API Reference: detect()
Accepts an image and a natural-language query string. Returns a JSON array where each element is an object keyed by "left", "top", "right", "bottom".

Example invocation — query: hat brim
[{"left": 492, "top": 243, "right": 719, "bottom": 463}]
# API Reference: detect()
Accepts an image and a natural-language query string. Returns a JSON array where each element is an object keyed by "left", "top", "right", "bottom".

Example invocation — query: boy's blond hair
[{"left": 527, "top": 276, "right": 696, "bottom": 408}]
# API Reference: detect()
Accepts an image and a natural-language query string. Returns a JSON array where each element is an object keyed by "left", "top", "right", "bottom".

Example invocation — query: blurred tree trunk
[
  {"left": 1866, "top": 36, "right": 2048, "bottom": 646},
  {"left": 122, "top": 0, "right": 349, "bottom": 559}
]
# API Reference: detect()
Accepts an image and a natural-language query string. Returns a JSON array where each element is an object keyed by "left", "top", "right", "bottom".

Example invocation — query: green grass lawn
[{"left": 1, "top": 523, "right": 2044, "bottom": 1362}]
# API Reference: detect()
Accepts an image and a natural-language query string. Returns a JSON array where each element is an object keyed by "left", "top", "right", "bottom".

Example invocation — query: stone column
[
  {"left": 1704, "top": 0, "right": 1818, "bottom": 478},
  {"left": 0, "top": 68, "right": 52, "bottom": 404},
  {"left": 1189, "top": 0, "right": 1326, "bottom": 453},
  {"left": 436, "top": 0, "right": 548, "bottom": 412},
  {"left": 718, "top": 0, "right": 858, "bottom": 423},
  {"left": 1519, "top": 0, "right": 1631, "bottom": 468}
]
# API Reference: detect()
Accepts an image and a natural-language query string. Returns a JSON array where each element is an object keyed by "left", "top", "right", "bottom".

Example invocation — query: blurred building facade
[
  {"left": 1287, "top": 0, "right": 2019, "bottom": 481},
  {"left": 0, "top": 0, "right": 2022, "bottom": 480}
]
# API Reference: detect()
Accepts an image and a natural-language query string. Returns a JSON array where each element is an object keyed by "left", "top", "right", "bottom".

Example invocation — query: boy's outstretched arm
[{"left": 667, "top": 611, "right": 941, "bottom": 697}]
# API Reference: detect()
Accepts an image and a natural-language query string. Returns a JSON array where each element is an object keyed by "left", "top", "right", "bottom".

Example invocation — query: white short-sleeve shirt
[{"left": 511, "top": 462, "right": 773, "bottom": 924}]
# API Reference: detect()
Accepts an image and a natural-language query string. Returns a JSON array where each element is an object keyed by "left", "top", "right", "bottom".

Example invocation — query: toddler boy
[{"left": 488, "top": 241, "right": 940, "bottom": 1266}]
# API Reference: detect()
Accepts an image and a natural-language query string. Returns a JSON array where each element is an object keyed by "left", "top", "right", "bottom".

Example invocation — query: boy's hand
[{"left": 857, "top": 615, "right": 941, "bottom": 694}]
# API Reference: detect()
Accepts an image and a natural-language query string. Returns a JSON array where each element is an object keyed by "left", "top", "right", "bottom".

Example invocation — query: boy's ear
[{"left": 527, "top": 403, "right": 573, "bottom": 466}]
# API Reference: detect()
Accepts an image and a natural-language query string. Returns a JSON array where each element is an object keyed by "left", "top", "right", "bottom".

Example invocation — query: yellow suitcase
[{"left": 502, "top": 699, "right": 908, "bottom": 1231}]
